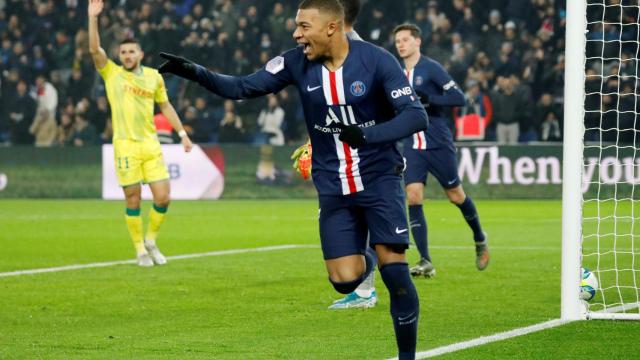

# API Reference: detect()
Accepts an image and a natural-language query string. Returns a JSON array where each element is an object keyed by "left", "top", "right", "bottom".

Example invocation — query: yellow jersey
[{"left": 98, "top": 59, "right": 168, "bottom": 142}]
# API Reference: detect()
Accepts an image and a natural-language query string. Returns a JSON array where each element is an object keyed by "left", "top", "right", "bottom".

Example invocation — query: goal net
[{"left": 563, "top": 0, "right": 640, "bottom": 321}]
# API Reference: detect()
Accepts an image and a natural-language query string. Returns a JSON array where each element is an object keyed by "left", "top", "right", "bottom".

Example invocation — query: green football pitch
[{"left": 1, "top": 199, "right": 639, "bottom": 359}]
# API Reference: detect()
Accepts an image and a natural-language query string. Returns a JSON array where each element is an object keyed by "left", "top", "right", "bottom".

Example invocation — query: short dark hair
[
  {"left": 119, "top": 38, "right": 141, "bottom": 47},
  {"left": 299, "top": 0, "right": 345, "bottom": 20},
  {"left": 339, "top": 0, "right": 360, "bottom": 26},
  {"left": 393, "top": 23, "right": 422, "bottom": 39}
]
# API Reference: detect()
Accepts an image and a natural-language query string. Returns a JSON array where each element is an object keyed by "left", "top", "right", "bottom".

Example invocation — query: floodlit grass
[{"left": 0, "top": 200, "right": 639, "bottom": 359}]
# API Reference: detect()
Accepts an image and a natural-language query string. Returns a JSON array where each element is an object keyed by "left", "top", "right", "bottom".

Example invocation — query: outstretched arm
[
  {"left": 158, "top": 101, "right": 193, "bottom": 153},
  {"left": 88, "top": 0, "right": 108, "bottom": 70},
  {"left": 158, "top": 53, "right": 293, "bottom": 100}
]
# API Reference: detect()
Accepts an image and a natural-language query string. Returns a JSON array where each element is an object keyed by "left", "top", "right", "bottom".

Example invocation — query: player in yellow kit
[{"left": 88, "top": 0, "right": 192, "bottom": 267}]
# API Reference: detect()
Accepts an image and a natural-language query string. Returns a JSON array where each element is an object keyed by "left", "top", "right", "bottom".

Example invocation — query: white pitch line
[
  {"left": 601, "top": 302, "right": 640, "bottom": 314},
  {"left": 387, "top": 319, "right": 571, "bottom": 360},
  {"left": 0, "top": 244, "right": 319, "bottom": 278}
]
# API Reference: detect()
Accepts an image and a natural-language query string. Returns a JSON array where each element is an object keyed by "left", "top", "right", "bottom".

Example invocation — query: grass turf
[{"left": 0, "top": 200, "right": 639, "bottom": 359}]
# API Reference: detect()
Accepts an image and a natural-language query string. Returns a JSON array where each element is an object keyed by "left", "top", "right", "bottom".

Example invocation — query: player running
[
  {"left": 291, "top": 0, "right": 377, "bottom": 311},
  {"left": 88, "top": 0, "right": 192, "bottom": 267},
  {"left": 394, "top": 23, "right": 489, "bottom": 277},
  {"left": 159, "top": 1, "right": 426, "bottom": 358}
]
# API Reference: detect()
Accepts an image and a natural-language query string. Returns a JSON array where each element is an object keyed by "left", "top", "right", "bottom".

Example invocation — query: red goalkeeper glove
[{"left": 291, "top": 140, "right": 312, "bottom": 180}]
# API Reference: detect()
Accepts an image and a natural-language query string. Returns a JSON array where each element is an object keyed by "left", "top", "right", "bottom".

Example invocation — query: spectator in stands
[
  {"left": 257, "top": 94, "right": 285, "bottom": 146},
  {"left": 510, "top": 74, "right": 535, "bottom": 141},
  {"left": 536, "top": 93, "right": 561, "bottom": 141},
  {"left": 56, "top": 111, "right": 75, "bottom": 146},
  {"left": 88, "top": 96, "right": 110, "bottom": 135},
  {"left": 8, "top": 79, "right": 35, "bottom": 145},
  {"left": 0, "top": 0, "right": 577, "bottom": 145},
  {"left": 491, "top": 76, "right": 525, "bottom": 144},
  {"left": 218, "top": 100, "right": 246, "bottom": 143},
  {"left": 191, "top": 97, "right": 217, "bottom": 144},
  {"left": 481, "top": 9, "right": 504, "bottom": 57},
  {"left": 70, "top": 113, "right": 98, "bottom": 147},
  {"left": 29, "top": 103, "right": 57, "bottom": 147},
  {"left": 279, "top": 89, "right": 301, "bottom": 143},
  {"left": 454, "top": 79, "right": 493, "bottom": 141}
]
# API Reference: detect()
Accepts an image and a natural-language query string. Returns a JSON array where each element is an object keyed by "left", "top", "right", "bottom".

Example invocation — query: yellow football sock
[
  {"left": 145, "top": 204, "right": 168, "bottom": 244},
  {"left": 125, "top": 208, "right": 145, "bottom": 254}
]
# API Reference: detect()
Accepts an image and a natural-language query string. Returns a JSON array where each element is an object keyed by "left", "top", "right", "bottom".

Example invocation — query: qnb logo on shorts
[{"left": 390, "top": 86, "right": 413, "bottom": 99}]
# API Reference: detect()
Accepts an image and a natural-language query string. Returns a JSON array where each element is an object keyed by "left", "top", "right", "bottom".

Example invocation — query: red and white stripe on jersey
[
  {"left": 322, "top": 67, "right": 364, "bottom": 195},
  {"left": 405, "top": 68, "right": 427, "bottom": 150},
  {"left": 322, "top": 67, "right": 346, "bottom": 105}
]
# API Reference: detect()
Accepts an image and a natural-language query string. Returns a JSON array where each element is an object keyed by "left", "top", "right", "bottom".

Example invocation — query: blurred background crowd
[{"left": 0, "top": 0, "right": 637, "bottom": 147}]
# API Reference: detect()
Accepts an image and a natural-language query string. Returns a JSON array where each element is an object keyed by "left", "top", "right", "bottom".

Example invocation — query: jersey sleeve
[
  {"left": 361, "top": 50, "right": 428, "bottom": 144},
  {"left": 193, "top": 50, "right": 297, "bottom": 100},
  {"left": 97, "top": 59, "right": 118, "bottom": 81},
  {"left": 426, "top": 61, "right": 465, "bottom": 107},
  {"left": 154, "top": 72, "right": 169, "bottom": 104}
]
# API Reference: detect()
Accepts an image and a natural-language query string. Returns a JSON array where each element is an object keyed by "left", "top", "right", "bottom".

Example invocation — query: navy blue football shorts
[
  {"left": 403, "top": 146, "right": 460, "bottom": 189},
  {"left": 318, "top": 175, "right": 410, "bottom": 260}
]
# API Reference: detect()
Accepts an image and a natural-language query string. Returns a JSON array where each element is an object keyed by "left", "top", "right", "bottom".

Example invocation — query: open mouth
[{"left": 300, "top": 43, "right": 311, "bottom": 55}]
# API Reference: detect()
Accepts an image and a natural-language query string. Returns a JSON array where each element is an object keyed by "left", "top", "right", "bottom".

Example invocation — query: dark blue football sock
[
  {"left": 409, "top": 205, "right": 430, "bottom": 261},
  {"left": 380, "top": 262, "right": 419, "bottom": 360},
  {"left": 456, "top": 196, "right": 486, "bottom": 242}
]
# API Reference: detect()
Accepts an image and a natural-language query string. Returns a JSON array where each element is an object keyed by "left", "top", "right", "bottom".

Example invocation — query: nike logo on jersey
[
  {"left": 447, "top": 179, "right": 457, "bottom": 185},
  {"left": 307, "top": 85, "right": 322, "bottom": 92},
  {"left": 395, "top": 227, "right": 408, "bottom": 234}
]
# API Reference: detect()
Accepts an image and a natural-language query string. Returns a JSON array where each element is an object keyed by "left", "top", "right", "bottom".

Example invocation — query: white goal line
[{"left": 387, "top": 319, "right": 571, "bottom": 360}]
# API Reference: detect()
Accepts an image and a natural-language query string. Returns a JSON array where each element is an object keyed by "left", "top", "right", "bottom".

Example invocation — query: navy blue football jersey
[
  {"left": 192, "top": 39, "right": 428, "bottom": 195},
  {"left": 403, "top": 56, "right": 465, "bottom": 150}
]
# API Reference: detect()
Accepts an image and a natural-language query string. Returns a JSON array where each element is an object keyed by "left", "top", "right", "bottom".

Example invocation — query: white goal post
[{"left": 562, "top": 0, "right": 640, "bottom": 321}]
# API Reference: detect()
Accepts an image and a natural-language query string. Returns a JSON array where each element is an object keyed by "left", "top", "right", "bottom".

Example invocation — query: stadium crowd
[{"left": 0, "top": 0, "right": 636, "bottom": 147}]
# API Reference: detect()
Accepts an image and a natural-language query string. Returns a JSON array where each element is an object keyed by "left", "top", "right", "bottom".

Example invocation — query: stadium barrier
[{"left": 0, "top": 144, "right": 636, "bottom": 199}]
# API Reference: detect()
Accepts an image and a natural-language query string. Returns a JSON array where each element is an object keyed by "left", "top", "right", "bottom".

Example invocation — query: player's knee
[
  {"left": 155, "top": 197, "right": 170, "bottom": 208},
  {"left": 446, "top": 187, "right": 466, "bottom": 205},
  {"left": 329, "top": 277, "right": 361, "bottom": 294},
  {"left": 125, "top": 194, "right": 141, "bottom": 208},
  {"left": 406, "top": 190, "right": 422, "bottom": 205},
  {"left": 375, "top": 244, "right": 407, "bottom": 266}
]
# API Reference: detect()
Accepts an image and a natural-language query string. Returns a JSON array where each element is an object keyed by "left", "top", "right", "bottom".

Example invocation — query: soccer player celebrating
[
  {"left": 291, "top": 0, "right": 377, "bottom": 311},
  {"left": 159, "top": 1, "right": 426, "bottom": 358},
  {"left": 394, "top": 23, "right": 489, "bottom": 277},
  {"left": 88, "top": 0, "right": 193, "bottom": 267}
]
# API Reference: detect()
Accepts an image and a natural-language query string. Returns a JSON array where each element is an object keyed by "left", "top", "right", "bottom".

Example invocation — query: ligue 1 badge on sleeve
[
  {"left": 266, "top": 56, "right": 285, "bottom": 75},
  {"left": 0, "top": 172, "right": 7, "bottom": 191}
]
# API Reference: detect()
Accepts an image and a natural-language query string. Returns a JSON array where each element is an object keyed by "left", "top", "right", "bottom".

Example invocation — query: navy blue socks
[
  {"left": 456, "top": 197, "right": 486, "bottom": 242},
  {"left": 380, "top": 262, "right": 419, "bottom": 360},
  {"left": 409, "top": 205, "right": 430, "bottom": 261}
]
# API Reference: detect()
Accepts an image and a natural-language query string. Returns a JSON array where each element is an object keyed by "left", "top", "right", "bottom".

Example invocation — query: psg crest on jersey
[
  {"left": 350, "top": 81, "right": 366, "bottom": 97},
  {"left": 415, "top": 76, "right": 424, "bottom": 86}
]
